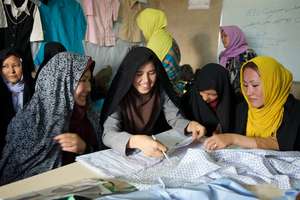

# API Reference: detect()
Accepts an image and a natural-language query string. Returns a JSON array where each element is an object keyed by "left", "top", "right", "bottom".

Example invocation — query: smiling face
[
  {"left": 133, "top": 62, "right": 157, "bottom": 94},
  {"left": 1, "top": 55, "right": 23, "bottom": 84},
  {"left": 74, "top": 69, "right": 92, "bottom": 106},
  {"left": 242, "top": 67, "right": 264, "bottom": 108},
  {"left": 199, "top": 89, "right": 218, "bottom": 103}
]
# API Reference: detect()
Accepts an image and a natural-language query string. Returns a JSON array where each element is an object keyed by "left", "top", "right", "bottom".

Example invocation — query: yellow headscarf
[
  {"left": 136, "top": 8, "right": 172, "bottom": 61},
  {"left": 240, "top": 56, "right": 292, "bottom": 138}
]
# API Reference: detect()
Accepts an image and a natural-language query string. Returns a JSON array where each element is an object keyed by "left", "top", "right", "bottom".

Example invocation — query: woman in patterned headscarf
[
  {"left": 219, "top": 25, "right": 256, "bottom": 102},
  {"left": 204, "top": 56, "right": 300, "bottom": 151},
  {"left": 136, "top": 8, "right": 184, "bottom": 96},
  {"left": 0, "top": 52, "right": 102, "bottom": 185}
]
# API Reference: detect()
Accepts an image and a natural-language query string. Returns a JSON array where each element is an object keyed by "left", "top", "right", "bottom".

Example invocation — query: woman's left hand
[
  {"left": 186, "top": 121, "right": 206, "bottom": 141},
  {"left": 54, "top": 133, "right": 87, "bottom": 154},
  {"left": 203, "top": 134, "right": 233, "bottom": 151}
]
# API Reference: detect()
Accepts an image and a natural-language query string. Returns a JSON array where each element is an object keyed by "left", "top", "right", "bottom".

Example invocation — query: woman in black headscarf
[
  {"left": 181, "top": 63, "right": 234, "bottom": 137},
  {"left": 0, "top": 49, "right": 34, "bottom": 154},
  {"left": 101, "top": 47, "right": 205, "bottom": 157}
]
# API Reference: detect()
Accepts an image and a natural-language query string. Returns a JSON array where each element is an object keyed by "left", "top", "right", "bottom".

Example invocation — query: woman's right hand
[{"left": 127, "top": 135, "right": 167, "bottom": 157}]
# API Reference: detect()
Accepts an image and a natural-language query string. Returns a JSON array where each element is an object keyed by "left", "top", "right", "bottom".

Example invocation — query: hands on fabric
[
  {"left": 127, "top": 135, "right": 168, "bottom": 158},
  {"left": 54, "top": 133, "right": 87, "bottom": 154},
  {"left": 186, "top": 121, "right": 206, "bottom": 141},
  {"left": 203, "top": 134, "right": 234, "bottom": 151}
]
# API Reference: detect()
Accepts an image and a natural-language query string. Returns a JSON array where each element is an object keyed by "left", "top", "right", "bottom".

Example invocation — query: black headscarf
[
  {"left": 100, "top": 46, "right": 180, "bottom": 135},
  {"left": 34, "top": 42, "right": 66, "bottom": 84},
  {"left": 181, "top": 63, "right": 234, "bottom": 135}
]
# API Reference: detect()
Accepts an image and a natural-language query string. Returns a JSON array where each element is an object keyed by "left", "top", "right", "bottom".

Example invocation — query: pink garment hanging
[{"left": 82, "top": 0, "right": 120, "bottom": 46}]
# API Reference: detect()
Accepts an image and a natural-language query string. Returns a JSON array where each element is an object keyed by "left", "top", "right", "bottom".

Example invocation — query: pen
[{"left": 151, "top": 135, "right": 170, "bottom": 161}]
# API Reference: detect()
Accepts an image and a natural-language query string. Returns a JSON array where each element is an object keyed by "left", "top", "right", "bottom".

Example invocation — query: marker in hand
[{"left": 151, "top": 135, "right": 170, "bottom": 162}]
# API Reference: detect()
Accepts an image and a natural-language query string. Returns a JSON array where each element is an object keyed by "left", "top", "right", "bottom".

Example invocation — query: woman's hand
[
  {"left": 54, "top": 133, "right": 87, "bottom": 154},
  {"left": 203, "top": 134, "right": 234, "bottom": 151},
  {"left": 127, "top": 135, "right": 167, "bottom": 158},
  {"left": 186, "top": 121, "right": 206, "bottom": 141}
]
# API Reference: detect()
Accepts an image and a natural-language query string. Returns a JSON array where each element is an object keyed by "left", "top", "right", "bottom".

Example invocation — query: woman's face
[
  {"left": 221, "top": 30, "right": 230, "bottom": 48},
  {"left": 199, "top": 89, "right": 218, "bottom": 103},
  {"left": 242, "top": 67, "right": 264, "bottom": 108},
  {"left": 74, "top": 69, "right": 92, "bottom": 106},
  {"left": 1, "top": 55, "right": 23, "bottom": 84},
  {"left": 133, "top": 62, "right": 157, "bottom": 94}
]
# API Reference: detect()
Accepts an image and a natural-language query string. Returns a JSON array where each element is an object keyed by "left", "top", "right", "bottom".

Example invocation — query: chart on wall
[{"left": 218, "top": 0, "right": 300, "bottom": 81}]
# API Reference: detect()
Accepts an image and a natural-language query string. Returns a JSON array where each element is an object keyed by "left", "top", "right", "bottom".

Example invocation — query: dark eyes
[
  {"left": 243, "top": 84, "right": 259, "bottom": 88},
  {"left": 136, "top": 71, "right": 156, "bottom": 76}
]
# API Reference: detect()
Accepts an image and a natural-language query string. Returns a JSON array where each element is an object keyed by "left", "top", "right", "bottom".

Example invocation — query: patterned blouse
[
  {"left": 225, "top": 48, "right": 257, "bottom": 98},
  {"left": 162, "top": 39, "right": 184, "bottom": 96}
]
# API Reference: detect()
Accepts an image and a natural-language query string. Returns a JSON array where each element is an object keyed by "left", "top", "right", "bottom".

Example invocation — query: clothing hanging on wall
[
  {"left": 39, "top": 0, "right": 86, "bottom": 54},
  {"left": 0, "top": 0, "right": 42, "bottom": 73},
  {"left": 118, "top": 0, "right": 146, "bottom": 43},
  {"left": 0, "top": 0, "right": 8, "bottom": 28},
  {"left": 82, "top": 0, "right": 120, "bottom": 46}
]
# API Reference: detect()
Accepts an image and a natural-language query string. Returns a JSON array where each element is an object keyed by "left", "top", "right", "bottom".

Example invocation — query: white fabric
[
  {"left": 77, "top": 140, "right": 300, "bottom": 191},
  {"left": 4, "top": 0, "right": 30, "bottom": 19},
  {"left": 0, "top": 0, "right": 8, "bottom": 28},
  {"left": 30, "top": 6, "right": 44, "bottom": 42},
  {"left": 122, "top": 148, "right": 300, "bottom": 190}
]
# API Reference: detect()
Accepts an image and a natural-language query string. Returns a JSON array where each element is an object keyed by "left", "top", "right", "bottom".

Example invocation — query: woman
[
  {"left": 0, "top": 52, "right": 101, "bottom": 185},
  {"left": 101, "top": 47, "right": 205, "bottom": 157},
  {"left": 136, "top": 8, "right": 184, "bottom": 96},
  {"left": 181, "top": 63, "right": 234, "bottom": 136},
  {"left": 0, "top": 49, "right": 34, "bottom": 154},
  {"left": 219, "top": 25, "right": 256, "bottom": 102},
  {"left": 204, "top": 56, "right": 300, "bottom": 151}
]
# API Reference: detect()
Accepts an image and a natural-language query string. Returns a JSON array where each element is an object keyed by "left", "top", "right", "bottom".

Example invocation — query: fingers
[
  {"left": 54, "top": 133, "right": 86, "bottom": 154},
  {"left": 192, "top": 125, "right": 206, "bottom": 141},
  {"left": 203, "top": 138, "right": 218, "bottom": 151},
  {"left": 155, "top": 141, "right": 167, "bottom": 153},
  {"left": 142, "top": 139, "right": 168, "bottom": 158}
]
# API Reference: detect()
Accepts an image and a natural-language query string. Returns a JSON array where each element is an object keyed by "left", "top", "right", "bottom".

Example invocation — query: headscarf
[
  {"left": 136, "top": 8, "right": 172, "bottom": 61},
  {"left": 34, "top": 42, "right": 66, "bottom": 83},
  {"left": 181, "top": 63, "right": 233, "bottom": 135},
  {"left": 100, "top": 46, "right": 179, "bottom": 135},
  {"left": 219, "top": 26, "right": 249, "bottom": 67},
  {"left": 0, "top": 48, "right": 34, "bottom": 111},
  {"left": 240, "top": 56, "right": 292, "bottom": 138},
  {"left": 0, "top": 52, "right": 100, "bottom": 185}
]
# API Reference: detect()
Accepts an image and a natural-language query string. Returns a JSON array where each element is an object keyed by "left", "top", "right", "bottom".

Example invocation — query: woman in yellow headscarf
[
  {"left": 136, "top": 8, "right": 184, "bottom": 95},
  {"left": 203, "top": 56, "right": 300, "bottom": 151}
]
